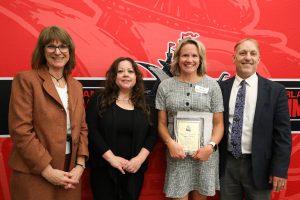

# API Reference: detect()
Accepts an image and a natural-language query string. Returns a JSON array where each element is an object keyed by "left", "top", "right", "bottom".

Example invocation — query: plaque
[{"left": 174, "top": 111, "right": 213, "bottom": 155}]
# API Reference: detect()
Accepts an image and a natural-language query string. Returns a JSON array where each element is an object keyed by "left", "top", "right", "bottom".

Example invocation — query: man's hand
[{"left": 269, "top": 176, "right": 287, "bottom": 192}]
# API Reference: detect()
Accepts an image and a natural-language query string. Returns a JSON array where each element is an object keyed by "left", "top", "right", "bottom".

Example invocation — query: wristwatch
[
  {"left": 208, "top": 141, "right": 217, "bottom": 152},
  {"left": 76, "top": 163, "right": 86, "bottom": 169}
]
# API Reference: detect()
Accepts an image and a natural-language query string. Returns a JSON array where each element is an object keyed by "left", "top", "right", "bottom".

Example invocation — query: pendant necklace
[{"left": 49, "top": 72, "right": 64, "bottom": 87}]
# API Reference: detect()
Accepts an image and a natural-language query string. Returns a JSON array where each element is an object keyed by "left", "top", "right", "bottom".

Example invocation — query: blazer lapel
[
  {"left": 223, "top": 77, "right": 235, "bottom": 131},
  {"left": 253, "top": 75, "right": 269, "bottom": 130},
  {"left": 223, "top": 78, "right": 234, "bottom": 109},
  {"left": 38, "top": 68, "right": 63, "bottom": 106},
  {"left": 66, "top": 77, "right": 78, "bottom": 128}
]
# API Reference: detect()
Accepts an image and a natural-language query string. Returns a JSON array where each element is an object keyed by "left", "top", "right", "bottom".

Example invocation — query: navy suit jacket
[{"left": 219, "top": 74, "right": 292, "bottom": 189}]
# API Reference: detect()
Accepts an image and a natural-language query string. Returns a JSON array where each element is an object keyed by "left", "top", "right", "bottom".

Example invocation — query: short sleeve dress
[{"left": 155, "top": 75, "right": 224, "bottom": 198}]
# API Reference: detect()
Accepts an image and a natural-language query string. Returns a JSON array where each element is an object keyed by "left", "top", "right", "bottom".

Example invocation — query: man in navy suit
[{"left": 219, "top": 38, "right": 292, "bottom": 200}]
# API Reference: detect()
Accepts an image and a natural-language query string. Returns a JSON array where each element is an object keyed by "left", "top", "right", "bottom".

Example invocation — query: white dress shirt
[
  {"left": 228, "top": 73, "right": 258, "bottom": 154},
  {"left": 55, "top": 85, "right": 71, "bottom": 154}
]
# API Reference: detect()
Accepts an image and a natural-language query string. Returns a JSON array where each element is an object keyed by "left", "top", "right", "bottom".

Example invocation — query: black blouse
[{"left": 115, "top": 105, "right": 134, "bottom": 159}]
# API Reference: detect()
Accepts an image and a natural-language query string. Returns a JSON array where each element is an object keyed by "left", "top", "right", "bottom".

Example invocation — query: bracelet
[{"left": 76, "top": 163, "right": 86, "bottom": 169}]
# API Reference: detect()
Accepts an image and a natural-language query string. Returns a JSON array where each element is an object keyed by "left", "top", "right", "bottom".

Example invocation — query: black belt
[
  {"left": 228, "top": 151, "right": 251, "bottom": 159},
  {"left": 66, "top": 135, "right": 72, "bottom": 141}
]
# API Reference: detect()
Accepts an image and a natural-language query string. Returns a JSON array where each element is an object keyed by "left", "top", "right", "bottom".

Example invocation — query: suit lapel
[
  {"left": 219, "top": 77, "right": 234, "bottom": 151},
  {"left": 253, "top": 75, "right": 269, "bottom": 130},
  {"left": 223, "top": 78, "right": 234, "bottom": 108},
  {"left": 223, "top": 78, "right": 235, "bottom": 127}
]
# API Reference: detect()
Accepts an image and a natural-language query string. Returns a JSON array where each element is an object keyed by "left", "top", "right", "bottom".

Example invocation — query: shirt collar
[{"left": 235, "top": 73, "right": 258, "bottom": 87}]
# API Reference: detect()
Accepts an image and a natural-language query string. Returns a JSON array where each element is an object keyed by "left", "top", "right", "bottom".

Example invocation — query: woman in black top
[{"left": 86, "top": 57, "right": 157, "bottom": 200}]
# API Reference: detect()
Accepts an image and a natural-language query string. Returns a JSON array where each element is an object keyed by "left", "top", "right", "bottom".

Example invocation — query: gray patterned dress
[{"left": 155, "top": 75, "right": 224, "bottom": 198}]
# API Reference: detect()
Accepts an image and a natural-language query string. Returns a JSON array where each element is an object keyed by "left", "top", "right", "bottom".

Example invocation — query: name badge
[{"left": 195, "top": 85, "right": 209, "bottom": 93}]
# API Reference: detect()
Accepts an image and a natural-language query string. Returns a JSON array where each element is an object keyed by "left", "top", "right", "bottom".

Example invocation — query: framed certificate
[{"left": 174, "top": 111, "right": 213, "bottom": 155}]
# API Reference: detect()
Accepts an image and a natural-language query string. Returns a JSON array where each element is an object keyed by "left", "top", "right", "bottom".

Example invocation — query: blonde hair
[{"left": 170, "top": 37, "right": 206, "bottom": 76}]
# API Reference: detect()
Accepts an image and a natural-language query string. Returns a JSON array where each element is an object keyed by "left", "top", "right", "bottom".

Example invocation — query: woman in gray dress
[{"left": 156, "top": 37, "right": 224, "bottom": 200}]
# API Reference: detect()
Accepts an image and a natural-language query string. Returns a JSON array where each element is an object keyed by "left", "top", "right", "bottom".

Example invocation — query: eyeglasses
[{"left": 45, "top": 44, "right": 69, "bottom": 53}]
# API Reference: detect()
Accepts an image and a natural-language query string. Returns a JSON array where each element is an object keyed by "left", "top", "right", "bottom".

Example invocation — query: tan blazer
[{"left": 8, "top": 68, "right": 88, "bottom": 174}]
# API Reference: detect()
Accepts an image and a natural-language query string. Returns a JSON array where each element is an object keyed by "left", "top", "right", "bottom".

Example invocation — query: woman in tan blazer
[{"left": 8, "top": 26, "right": 88, "bottom": 200}]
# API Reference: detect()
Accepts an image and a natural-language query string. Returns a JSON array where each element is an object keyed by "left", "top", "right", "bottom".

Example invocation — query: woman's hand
[
  {"left": 158, "top": 111, "right": 186, "bottom": 159},
  {"left": 109, "top": 156, "right": 129, "bottom": 174},
  {"left": 192, "top": 144, "right": 214, "bottom": 161},
  {"left": 166, "top": 139, "right": 186, "bottom": 159},
  {"left": 125, "top": 156, "right": 143, "bottom": 173},
  {"left": 103, "top": 150, "right": 129, "bottom": 174},
  {"left": 65, "top": 165, "right": 85, "bottom": 189},
  {"left": 41, "top": 165, "right": 79, "bottom": 188},
  {"left": 125, "top": 148, "right": 149, "bottom": 173}
]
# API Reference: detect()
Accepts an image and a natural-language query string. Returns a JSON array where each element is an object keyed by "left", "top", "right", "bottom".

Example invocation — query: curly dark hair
[{"left": 97, "top": 57, "right": 151, "bottom": 124}]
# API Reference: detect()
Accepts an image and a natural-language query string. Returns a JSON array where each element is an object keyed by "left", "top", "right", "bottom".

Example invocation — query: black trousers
[{"left": 90, "top": 167, "right": 144, "bottom": 200}]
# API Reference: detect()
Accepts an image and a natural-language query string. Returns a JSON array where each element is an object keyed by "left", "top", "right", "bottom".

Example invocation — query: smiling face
[
  {"left": 178, "top": 43, "right": 200, "bottom": 77},
  {"left": 44, "top": 40, "right": 70, "bottom": 71},
  {"left": 115, "top": 60, "right": 137, "bottom": 92},
  {"left": 233, "top": 40, "right": 260, "bottom": 79}
]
